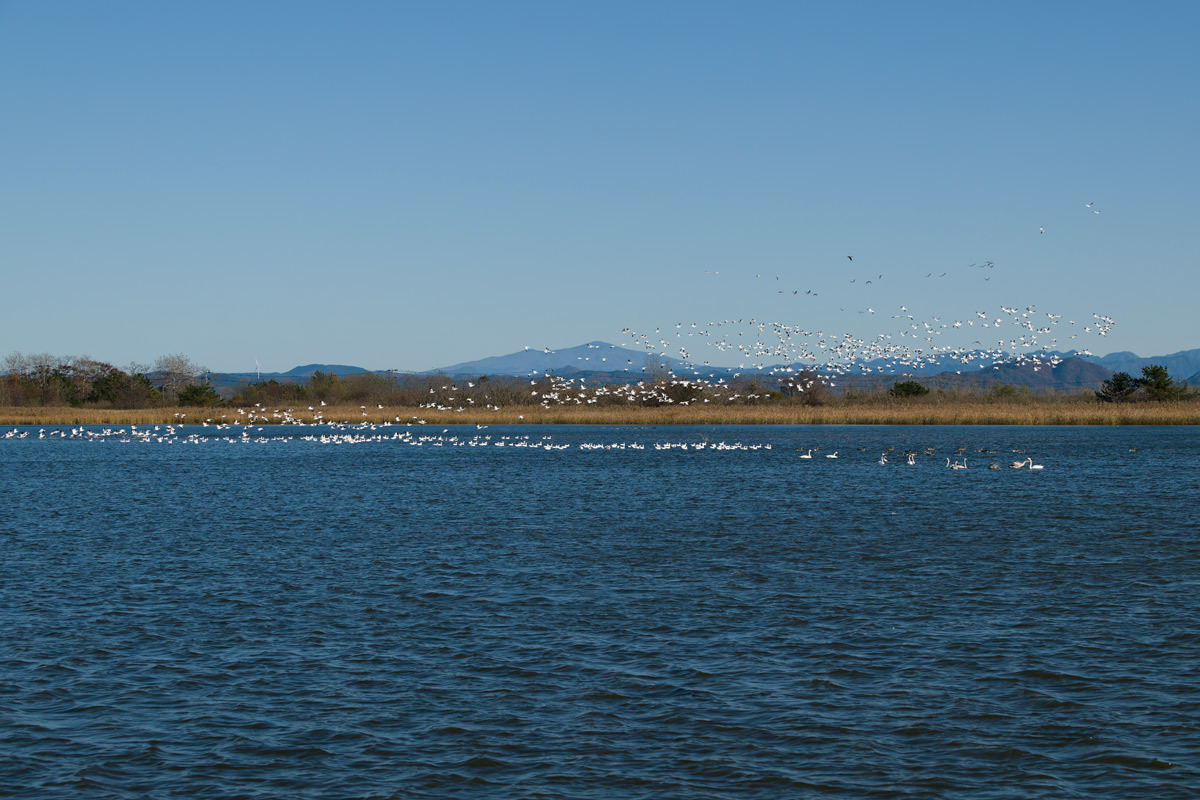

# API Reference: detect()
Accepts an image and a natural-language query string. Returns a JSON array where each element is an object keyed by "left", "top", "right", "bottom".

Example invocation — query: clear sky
[{"left": 2, "top": 1, "right": 1197, "bottom": 372}]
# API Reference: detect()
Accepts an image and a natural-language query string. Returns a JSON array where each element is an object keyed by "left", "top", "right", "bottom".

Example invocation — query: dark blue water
[{"left": 2, "top": 424, "right": 1198, "bottom": 798}]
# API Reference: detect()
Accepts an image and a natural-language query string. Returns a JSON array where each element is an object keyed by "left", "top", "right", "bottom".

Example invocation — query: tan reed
[{"left": 3, "top": 398, "right": 1200, "bottom": 427}]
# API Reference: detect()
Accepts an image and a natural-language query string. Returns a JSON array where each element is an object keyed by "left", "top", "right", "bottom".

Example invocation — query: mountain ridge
[
  {"left": 208, "top": 345, "right": 1200, "bottom": 390},
  {"left": 433, "top": 341, "right": 692, "bottom": 376}
]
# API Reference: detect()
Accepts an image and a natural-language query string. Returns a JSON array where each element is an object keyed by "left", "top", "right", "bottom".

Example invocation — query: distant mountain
[
  {"left": 281, "top": 364, "right": 368, "bottom": 378},
  {"left": 195, "top": 346, "right": 1197, "bottom": 391},
  {"left": 834, "top": 356, "right": 1114, "bottom": 393},
  {"left": 1093, "top": 348, "right": 1200, "bottom": 379},
  {"left": 430, "top": 342, "right": 1127, "bottom": 392},
  {"left": 433, "top": 341, "right": 691, "bottom": 376},
  {"left": 1094, "top": 351, "right": 1146, "bottom": 374},
  {"left": 212, "top": 364, "right": 368, "bottom": 382},
  {"left": 431, "top": 342, "right": 1200, "bottom": 392},
  {"left": 951, "top": 356, "right": 1113, "bottom": 390},
  {"left": 207, "top": 363, "right": 368, "bottom": 391},
  {"left": 854, "top": 351, "right": 995, "bottom": 378}
]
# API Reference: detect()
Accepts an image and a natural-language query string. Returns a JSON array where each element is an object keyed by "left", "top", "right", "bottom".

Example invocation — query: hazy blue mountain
[
  {"left": 281, "top": 364, "right": 368, "bottom": 377},
  {"left": 196, "top": 346, "right": 1195, "bottom": 391},
  {"left": 214, "top": 364, "right": 367, "bottom": 382},
  {"left": 206, "top": 364, "right": 367, "bottom": 392},
  {"left": 1093, "top": 348, "right": 1200, "bottom": 378},
  {"left": 1094, "top": 351, "right": 1144, "bottom": 374},
  {"left": 431, "top": 342, "right": 1200, "bottom": 391},
  {"left": 834, "top": 356, "right": 1113, "bottom": 392},
  {"left": 963, "top": 357, "right": 1113, "bottom": 390},
  {"left": 854, "top": 352, "right": 993, "bottom": 377},
  {"left": 433, "top": 341, "right": 690, "bottom": 376},
  {"left": 827, "top": 349, "right": 1096, "bottom": 378}
]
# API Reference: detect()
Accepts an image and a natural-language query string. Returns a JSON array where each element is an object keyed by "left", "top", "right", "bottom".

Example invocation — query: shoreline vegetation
[
  {"left": 4, "top": 399, "right": 1200, "bottom": 427},
  {"left": 3, "top": 352, "right": 1197, "bottom": 426}
]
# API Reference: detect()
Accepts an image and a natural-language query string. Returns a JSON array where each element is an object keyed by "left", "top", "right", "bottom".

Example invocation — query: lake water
[{"left": 2, "top": 424, "right": 1198, "bottom": 798}]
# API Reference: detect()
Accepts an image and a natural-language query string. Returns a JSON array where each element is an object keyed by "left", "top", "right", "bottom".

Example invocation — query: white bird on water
[{"left": 825, "top": 451, "right": 838, "bottom": 459}]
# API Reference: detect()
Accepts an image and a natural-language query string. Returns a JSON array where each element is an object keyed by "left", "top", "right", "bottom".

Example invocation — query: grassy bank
[{"left": 4, "top": 399, "right": 1200, "bottom": 426}]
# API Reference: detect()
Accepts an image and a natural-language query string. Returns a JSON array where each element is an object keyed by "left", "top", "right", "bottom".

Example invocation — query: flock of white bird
[
  {"left": 585, "top": 203, "right": 1118, "bottom": 394},
  {"left": 2, "top": 424, "right": 1046, "bottom": 468}
]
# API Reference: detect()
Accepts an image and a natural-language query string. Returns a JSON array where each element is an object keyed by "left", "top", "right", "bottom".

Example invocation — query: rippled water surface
[{"left": 2, "top": 424, "right": 1199, "bottom": 798}]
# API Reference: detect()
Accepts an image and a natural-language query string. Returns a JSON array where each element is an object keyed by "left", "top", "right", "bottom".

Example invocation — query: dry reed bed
[{"left": 4, "top": 401, "right": 1200, "bottom": 427}]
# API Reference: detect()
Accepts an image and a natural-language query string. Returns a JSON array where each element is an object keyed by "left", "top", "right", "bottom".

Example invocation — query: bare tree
[
  {"left": 154, "top": 353, "right": 200, "bottom": 401},
  {"left": 26, "top": 353, "right": 57, "bottom": 385},
  {"left": 643, "top": 356, "right": 674, "bottom": 383},
  {"left": 3, "top": 351, "right": 28, "bottom": 375}
]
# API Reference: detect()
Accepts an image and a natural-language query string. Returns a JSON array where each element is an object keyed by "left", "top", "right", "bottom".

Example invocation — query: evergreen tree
[
  {"left": 1095, "top": 371, "right": 1137, "bottom": 403},
  {"left": 1137, "top": 365, "right": 1187, "bottom": 401}
]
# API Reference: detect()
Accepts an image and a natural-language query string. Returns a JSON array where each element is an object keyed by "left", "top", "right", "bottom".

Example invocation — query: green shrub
[
  {"left": 177, "top": 383, "right": 221, "bottom": 406},
  {"left": 889, "top": 380, "right": 929, "bottom": 398}
]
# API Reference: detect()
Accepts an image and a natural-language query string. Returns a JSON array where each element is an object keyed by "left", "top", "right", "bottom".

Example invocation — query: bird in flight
[
  {"left": 847, "top": 256, "right": 853, "bottom": 261},
  {"left": 1039, "top": 226, "right": 1045, "bottom": 234}
]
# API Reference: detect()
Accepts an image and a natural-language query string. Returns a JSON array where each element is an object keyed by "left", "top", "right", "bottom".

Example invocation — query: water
[{"left": 2, "top": 424, "right": 1198, "bottom": 798}]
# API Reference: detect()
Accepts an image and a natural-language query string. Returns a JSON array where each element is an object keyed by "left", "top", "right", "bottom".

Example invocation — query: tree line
[
  {"left": 1094, "top": 365, "right": 1191, "bottom": 402},
  {"left": 1, "top": 351, "right": 1193, "bottom": 409},
  {"left": 1, "top": 352, "right": 217, "bottom": 408}
]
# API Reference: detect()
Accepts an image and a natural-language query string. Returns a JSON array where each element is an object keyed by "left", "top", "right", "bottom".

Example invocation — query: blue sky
[{"left": 2, "top": 1, "right": 1197, "bottom": 372}]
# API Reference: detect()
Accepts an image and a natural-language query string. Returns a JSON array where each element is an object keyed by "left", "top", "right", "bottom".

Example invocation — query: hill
[
  {"left": 208, "top": 363, "right": 367, "bottom": 392},
  {"left": 834, "top": 356, "right": 1114, "bottom": 393},
  {"left": 1094, "top": 348, "right": 1200, "bottom": 379},
  {"left": 935, "top": 357, "right": 1113, "bottom": 391},
  {"left": 197, "top": 346, "right": 1196, "bottom": 393},
  {"left": 433, "top": 341, "right": 691, "bottom": 376},
  {"left": 281, "top": 364, "right": 368, "bottom": 378}
]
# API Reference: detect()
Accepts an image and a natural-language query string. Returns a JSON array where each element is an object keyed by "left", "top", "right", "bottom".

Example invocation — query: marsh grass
[{"left": 4, "top": 398, "right": 1200, "bottom": 426}]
